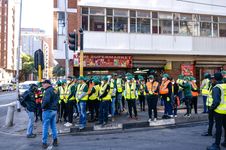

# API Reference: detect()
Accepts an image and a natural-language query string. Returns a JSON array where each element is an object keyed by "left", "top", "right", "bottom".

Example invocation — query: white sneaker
[
  {"left": 108, "top": 114, "right": 112, "bottom": 118},
  {"left": 64, "top": 122, "right": 69, "bottom": 126},
  {"left": 154, "top": 118, "right": 157, "bottom": 122},
  {"left": 169, "top": 115, "right": 173, "bottom": 118},
  {"left": 174, "top": 115, "right": 177, "bottom": 118},
  {"left": 148, "top": 119, "right": 152, "bottom": 122}
]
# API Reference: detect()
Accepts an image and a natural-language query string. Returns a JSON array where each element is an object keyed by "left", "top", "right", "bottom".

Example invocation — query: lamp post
[{"left": 16, "top": 0, "right": 23, "bottom": 112}]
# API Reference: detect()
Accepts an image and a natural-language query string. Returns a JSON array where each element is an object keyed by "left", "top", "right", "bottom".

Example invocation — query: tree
[
  {"left": 53, "top": 64, "right": 65, "bottom": 77},
  {"left": 19, "top": 54, "right": 35, "bottom": 81}
]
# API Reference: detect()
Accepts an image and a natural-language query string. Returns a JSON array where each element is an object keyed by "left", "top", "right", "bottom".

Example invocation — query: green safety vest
[
  {"left": 117, "top": 78, "right": 123, "bottom": 93},
  {"left": 76, "top": 83, "right": 88, "bottom": 101},
  {"left": 89, "top": 85, "right": 99, "bottom": 100},
  {"left": 206, "top": 85, "right": 213, "bottom": 107},
  {"left": 99, "top": 83, "right": 111, "bottom": 101},
  {"left": 214, "top": 84, "right": 226, "bottom": 114},
  {"left": 125, "top": 82, "right": 136, "bottom": 100}
]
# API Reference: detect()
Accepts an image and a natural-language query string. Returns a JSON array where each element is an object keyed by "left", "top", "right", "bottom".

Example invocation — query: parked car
[{"left": 19, "top": 83, "right": 31, "bottom": 96}]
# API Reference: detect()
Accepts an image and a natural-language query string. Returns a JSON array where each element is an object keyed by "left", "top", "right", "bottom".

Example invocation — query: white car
[{"left": 19, "top": 83, "right": 31, "bottom": 96}]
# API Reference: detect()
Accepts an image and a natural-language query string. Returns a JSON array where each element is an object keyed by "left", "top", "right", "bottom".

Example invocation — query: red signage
[
  {"left": 74, "top": 54, "right": 132, "bottom": 68},
  {"left": 181, "top": 64, "right": 194, "bottom": 76}
]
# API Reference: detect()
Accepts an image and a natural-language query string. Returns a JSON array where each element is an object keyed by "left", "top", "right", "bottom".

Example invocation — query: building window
[
  {"left": 107, "top": 9, "right": 113, "bottom": 31},
  {"left": 158, "top": 12, "right": 172, "bottom": 34},
  {"left": 89, "top": 7, "right": 105, "bottom": 31},
  {"left": 152, "top": 12, "right": 159, "bottom": 34},
  {"left": 57, "top": 12, "right": 65, "bottom": 35},
  {"left": 199, "top": 15, "right": 212, "bottom": 37},
  {"left": 82, "top": 7, "right": 89, "bottom": 31},
  {"left": 219, "top": 17, "right": 226, "bottom": 37},
  {"left": 114, "top": 9, "right": 128, "bottom": 32},
  {"left": 137, "top": 11, "right": 150, "bottom": 33},
  {"left": 173, "top": 13, "right": 180, "bottom": 35},
  {"left": 179, "top": 14, "right": 193, "bottom": 36},
  {"left": 130, "top": 10, "right": 136, "bottom": 33}
]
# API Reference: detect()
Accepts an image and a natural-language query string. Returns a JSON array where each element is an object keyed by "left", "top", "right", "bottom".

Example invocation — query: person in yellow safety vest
[
  {"left": 202, "top": 75, "right": 216, "bottom": 137},
  {"left": 64, "top": 76, "right": 77, "bottom": 127},
  {"left": 145, "top": 75, "right": 159, "bottom": 122},
  {"left": 55, "top": 80, "right": 62, "bottom": 123},
  {"left": 116, "top": 75, "right": 124, "bottom": 114},
  {"left": 76, "top": 76, "right": 88, "bottom": 130},
  {"left": 58, "top": 79, "right": 68, "bottom": 122},
  {"left": 160, "top": 73, "right": 173, "bottom": 119},
  {"left": 124, "top": 75, "right": 138, "bottom": 119},
  {"left": 201, "top": 73, "right": 211, "bottom": 113},
  {"left": 109, "top": 74, "right": 117, "bottom": 121},
  {"left": 190, "top": 77, "right": 199, "bottom": 114},
  {"left": 207, "top": 72, "right": 226, "bottom": 150},
  {"left": 176, "top": 74, "right": 184, "bottom": 101},
  {"left": 88, "top": 79, "right": 100, "bottom": 122},
  {"left": 97, "top": 76, "right": 111, "bottom": 126},
  {"left": 138, "top": 75, "right": 146, "bottom": 112}
]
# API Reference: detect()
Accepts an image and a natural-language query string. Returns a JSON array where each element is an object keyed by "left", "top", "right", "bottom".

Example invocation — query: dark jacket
[
  {"left": 42, "top": 86, "right": 58, "bottom": 111},
  {"left": 210, "top": 81, "right": 223, "bottom": 111},
  {"left": 22, "top": 88, "right": 36, "bottom": 112}
]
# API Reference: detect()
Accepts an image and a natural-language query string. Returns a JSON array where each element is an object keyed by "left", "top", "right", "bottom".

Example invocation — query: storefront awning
[
  {"left": 195, "top": 61, "right": 226, "bottom": 68},
  {"left": 133, "top": 60, "right": 166, "bottom": 68}
]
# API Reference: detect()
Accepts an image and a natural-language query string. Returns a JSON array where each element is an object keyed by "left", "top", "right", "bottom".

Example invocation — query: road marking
[{"left": 149, "top": 119, "right": 175, "bottom": 127}]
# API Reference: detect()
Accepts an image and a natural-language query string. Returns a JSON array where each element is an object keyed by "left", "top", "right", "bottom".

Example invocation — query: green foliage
[
  {"left": 52, "top": 64, "right": 65, "bottom": 77},
  {"left": 19, "top": 54, "right": 35, "bottom": 81}
]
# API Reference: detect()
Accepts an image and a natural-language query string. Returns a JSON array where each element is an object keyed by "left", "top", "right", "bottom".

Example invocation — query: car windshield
[{"left": 19, "top": 84, "right": 30, "bottom": 89}]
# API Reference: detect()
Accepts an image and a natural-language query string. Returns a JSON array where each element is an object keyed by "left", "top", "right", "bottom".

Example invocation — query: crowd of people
[{"left": 20, "top": 70, "right": 226, "bottom": 149}]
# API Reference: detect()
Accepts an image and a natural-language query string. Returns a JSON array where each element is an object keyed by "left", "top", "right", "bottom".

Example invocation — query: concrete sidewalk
[{"left": 0, "top": 102, "right": 208, "bottom": 136}]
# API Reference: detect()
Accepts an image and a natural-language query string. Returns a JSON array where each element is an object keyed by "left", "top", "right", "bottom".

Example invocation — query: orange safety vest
[
  {"left": 191, "top": 82, "right": 199, "bottom": 97},
  {"left": 159, "top": 80, "right": 170, "bottom": 95},
  {"left": 146, "top": 81, "right": 159, "bottom": 95}
]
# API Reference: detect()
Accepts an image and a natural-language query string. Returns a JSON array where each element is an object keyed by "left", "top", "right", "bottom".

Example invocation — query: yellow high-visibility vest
[
  {"left": 76, "top": 83, "right": 88, "bottom": 101},
  {"left": 117, "top": 78, "right": 123, "bottom": 93},
  {"left": 214, "top": 84, "right": 226, "bottom": 114},
  {"left": 89, "top": 85, "right": 99, "bottom": 100},
  {"left": 99, "top": 83, "right": 111, "bottom": 101},
  {"left": 201, "top": 79, "right": 210, "bottom": 96},
  {"left": 206, "top": 85, "right": 213, "bottom": 107},
  {"left": 125, "top": 82, "right": 136, "bottom": 100}
]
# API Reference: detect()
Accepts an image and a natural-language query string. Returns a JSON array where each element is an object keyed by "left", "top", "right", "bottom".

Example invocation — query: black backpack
[{"left": 19, "top": 91, "right": 29, "bottom": 108}]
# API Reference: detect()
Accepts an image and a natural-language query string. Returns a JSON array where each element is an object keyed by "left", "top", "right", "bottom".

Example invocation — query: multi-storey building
[
  {"left": 54, "top": 0, "right": 226, "bottom": 82},
  {"left": 0, "top": 0, "right": 19, "bottom": 84}
]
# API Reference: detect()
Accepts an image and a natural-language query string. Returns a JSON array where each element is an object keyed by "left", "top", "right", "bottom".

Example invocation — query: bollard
[{"left": 5, "top": 105, "right": 15, "bottom": 127}]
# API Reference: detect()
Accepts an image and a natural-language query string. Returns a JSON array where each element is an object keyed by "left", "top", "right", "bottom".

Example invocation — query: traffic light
[
  {"left": 68, "top": 32, "right": 78, "bottom": 51},
  {"left": 34, "top": 49, "right": 44, "bottom": 71}
]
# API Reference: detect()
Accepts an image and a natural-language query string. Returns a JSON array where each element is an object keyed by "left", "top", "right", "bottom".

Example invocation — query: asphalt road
[
  {"left": 0, "top": 92, "right": 17, "bottom": 118},
  {"left": 0, "top": 124, "right": 218, "bottom": 150}
]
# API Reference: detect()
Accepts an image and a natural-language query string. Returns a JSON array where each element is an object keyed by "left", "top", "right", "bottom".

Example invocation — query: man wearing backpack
[{"left": 20, "top": 84, "right": 38, "bottom": 138}]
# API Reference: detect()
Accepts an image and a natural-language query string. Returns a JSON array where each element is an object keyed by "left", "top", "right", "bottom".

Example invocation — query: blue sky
[{"left": 21, "top": 0, "right": 53, "bottom": 35}]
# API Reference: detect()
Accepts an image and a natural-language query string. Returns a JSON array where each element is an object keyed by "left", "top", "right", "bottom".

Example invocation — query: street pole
[
  {"left": 16, "top": 0, "right": 23, "bottom": 112},
  {"left": 79, "top": 28, "right": 84, "bottom": 76},
  {"left": 64, "top": 0, "right": 69, "bottom": 77},
  {"left": 38, "top": 65, "right": 42, "bottom": 82}
]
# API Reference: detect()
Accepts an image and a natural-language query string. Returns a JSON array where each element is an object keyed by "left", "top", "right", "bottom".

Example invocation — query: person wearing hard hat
[
  {"left": 138, "top": 75, "right": 146, "bottom": 112},
  {"left": 200, "top": 73, "right": 211, "bottom": 113},
  {"left": 116, "top": 74, "right": 124, "bottom": 114},
  {"left": 179, "top": 76, "right": 192, "bottom": 117},
  {"left": 58, "top": 79, "right": 68, "bottom": 122},
  {"left": 109, "top": 73, "right": 117, "bottom": 121},
  {"left": 160, "top": 74, "right": 173, "bottom": 119},
  {"left": 124, "top": 75, "right": 138, "bottom": 119},
  {"left": 97, "top": 76, "right": 111, "bottom": 126},
  {"left": 146, "top": 75, "right": 159, "bottom": 122},
  {"left": 207, "top": 72, "right": 226, "bottom": 150},
  {"left": 76, "top": 76, "right": 89, "bottom": 130},
  {"left": 190, "top": 77, "right": 199, "bottom": 114}
]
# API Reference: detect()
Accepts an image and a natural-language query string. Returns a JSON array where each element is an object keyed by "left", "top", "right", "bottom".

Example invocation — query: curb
[{"left": 69, "top": 114, "right": 208, "bottom": 135}]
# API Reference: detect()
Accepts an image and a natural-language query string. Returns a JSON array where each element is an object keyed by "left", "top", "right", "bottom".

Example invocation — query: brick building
[{"left": 53, "top": 0, "right": 226, "bottom": 83}]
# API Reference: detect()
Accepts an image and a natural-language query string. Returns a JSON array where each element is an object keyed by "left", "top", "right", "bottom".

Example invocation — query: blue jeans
[
  {"left": 164, "top": 98, "right": 173, "bottom": 116},
  {"left": 99, "top": 101, "right": 110, "bottom": 124},
  {"left": 116, "top": 93, "right": 123, "bottom": 112},
  {"left": 111, "top": 97, "right": 116, "bottom": 116},
  {"left": 42, "top": 110, "right": 58, "bottom": 144},
  {"left": 202, "top": 96, "right": 208, "bottom": 113},
  {"left": 26, "top": 110, "right": 35, "bottom": 135},
  {"left": 78, "top": 101, "right": 87, "bottom": 128}
]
